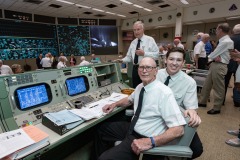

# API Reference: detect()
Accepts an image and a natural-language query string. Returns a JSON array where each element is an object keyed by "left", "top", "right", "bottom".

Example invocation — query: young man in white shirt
[{"left": 156, "top": 47, "right": 203, "bottom": 159}]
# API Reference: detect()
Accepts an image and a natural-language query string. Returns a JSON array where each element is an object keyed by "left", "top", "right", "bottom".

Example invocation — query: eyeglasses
[{"left": 138, "top": 66, "right": 156, "bottom": 71}]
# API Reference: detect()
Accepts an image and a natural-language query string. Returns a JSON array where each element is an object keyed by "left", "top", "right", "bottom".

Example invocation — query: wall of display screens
[
  {"left": 0, "top": 14, "right": 118, "bottom": 60},
  {"left": 57, "top": 25, "right": 90, "bottom": 56}
]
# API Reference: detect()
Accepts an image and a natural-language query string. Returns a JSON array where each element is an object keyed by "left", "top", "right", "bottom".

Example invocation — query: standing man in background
[
  {"left": 40, "top": 53, "right": 52, "bottom": 69},
  {"left": 36, "top": 53, "right": 43, "bottom": 69},
  {"left": 194, "top": 34, "right": 210, "bottom": 69},
  {"left": 199, "top": 23, "right": 234, "bottom": 114},
  {"left": 79, "top": 56, "right": 90, "bottom": 66},
  {"left": 57, "top": 56, "right": 67, "bottom": 69},
  {"left": 114, "top": 21, "right": 159, "bottom": 88},
  {"left": 0, "top": 59, "right": 13, "bottom": 75},
  {"left": 173, "top": 39, "right": 184, "bottom": 49}
]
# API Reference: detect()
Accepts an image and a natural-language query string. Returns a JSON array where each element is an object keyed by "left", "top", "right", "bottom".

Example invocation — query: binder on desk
[{"left": 42, "top": 110, "right": 84, "bottom": 135}]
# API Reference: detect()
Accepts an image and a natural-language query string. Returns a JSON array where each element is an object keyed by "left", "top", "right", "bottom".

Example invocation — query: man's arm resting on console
[
  {"left": 102, "top": 97, "right": 133, "bottom": 114},
  {"left": 131, "top": 125, "right": 184, "bottom": 155}
]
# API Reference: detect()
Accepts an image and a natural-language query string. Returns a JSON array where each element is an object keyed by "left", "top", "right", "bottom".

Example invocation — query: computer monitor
[
  {"left": 14, "top": 83, "right": 52, "bottom": 110},
  {"left": 65, "top": 76, "right": 89, "bottom": 96}
]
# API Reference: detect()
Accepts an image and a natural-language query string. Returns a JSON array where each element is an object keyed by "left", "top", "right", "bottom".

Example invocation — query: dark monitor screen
[
  {"left": 14, "top": 83, "right": 52, "bottom": 110},
  {"left": 65, "top": 76, "right": 89, "bottom": 96}
]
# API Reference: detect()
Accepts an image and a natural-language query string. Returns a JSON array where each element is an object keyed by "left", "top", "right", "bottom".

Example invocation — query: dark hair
[
  {"left": 166, "top": 47, "right": 186, "bottom": 60},
  {"left": 218, "top": 23, "right": 230, "bottom": 34}
]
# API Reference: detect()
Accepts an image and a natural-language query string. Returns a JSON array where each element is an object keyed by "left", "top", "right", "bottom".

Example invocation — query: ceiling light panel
[
  {"left": 56, "top": 0, "right": 74, "bottom": 5},
  {"left": 75, "top": 4, "right": 91, "bottom": 9},
  {"left": 120, "top": 0, "right": 133, "bottom": 5},
  {"left": 92, "top": 8, "right": 104, "bottom": 12}
]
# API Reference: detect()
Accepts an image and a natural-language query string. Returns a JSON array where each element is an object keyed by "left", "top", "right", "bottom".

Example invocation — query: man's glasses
[{"left": 138, "top": 66, "right": 156, "bottom": 71}]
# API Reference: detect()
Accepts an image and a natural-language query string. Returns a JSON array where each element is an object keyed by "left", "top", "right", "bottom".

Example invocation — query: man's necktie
[
  {"left": 128, "top": 87, "right": 145, "bottom": 134},
  {"left": 134, "top": 39, "right": 141, "bottom": 64},
  {"left": 164, "top": 76, "right": 171, "bottom": 86}
]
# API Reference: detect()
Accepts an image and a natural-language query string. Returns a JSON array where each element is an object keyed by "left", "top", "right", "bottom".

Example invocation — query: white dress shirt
[
  {"left": 79, "top": 60, "right": 90, "bottom": 66},
  {"left": 57, "top": 61, "right": 67, "bottom": 69},
  {"left": 194, "top": 41, "right": 206, "bottom": 58},
  {"left": 157, "top": 69, "right": 198, "bottom": 110},
  {"left": 40, "top": 57, "right": 52, "bottom": 68},
  {"left": 208, "top": 35, "right": 233, "bottom": 64},
  {"left": 0, "top": 65, "right": 13, "bottom": 75},
  {"left": 128, "top": 79, "right": 186, "bottom": 137},
  {"left": 122, "top": 34, "right": 159, "bottom": 64}
]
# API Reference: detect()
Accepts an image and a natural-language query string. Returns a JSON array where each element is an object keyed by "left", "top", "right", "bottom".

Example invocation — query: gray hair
[
  {"left": 233, "top": 24, "right": 240, "bottom": 34},
  {"left": 81, "top": 56, "right": 86, "bottom": 61},
  {"left": 134, "top": 21, "right": 144, "bottom": 29}
]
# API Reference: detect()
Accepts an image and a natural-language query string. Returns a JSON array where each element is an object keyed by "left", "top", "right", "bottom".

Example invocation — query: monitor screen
[
  {"left": 14, "top": 83, "right": 52, "bottom": 110},
  {"left": 90, "top": 26, "right": 118, "bottom": 55},
  {"left": 65, "top": 76, "right": 89, "bottom": 96}
]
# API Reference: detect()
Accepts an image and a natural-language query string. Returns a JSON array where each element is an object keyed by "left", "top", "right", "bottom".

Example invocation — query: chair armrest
[{"left": 142, "top": 145, "right": 193, "bottom": 158}]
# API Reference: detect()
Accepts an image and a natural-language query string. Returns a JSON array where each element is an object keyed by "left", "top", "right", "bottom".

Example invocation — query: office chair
[{"left": 138, "top": 107, "right": 197, "bottom": 160}]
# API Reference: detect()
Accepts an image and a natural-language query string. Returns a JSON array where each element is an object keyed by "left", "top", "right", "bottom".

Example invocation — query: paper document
[
  {"left": 108, "top": 92, "right": 128, "bottom": 102},
  {"left": 0, "top": 125, "right": 49, "bottom": 159},
  {"left": 0, "top": 129, "right": 35, "bottom": 159},
  {"left": 44, "top": 109, "right": 82, "bottom": 126},
  {"left": 69, "top": 92, "right": 128, "bottom": 120}
]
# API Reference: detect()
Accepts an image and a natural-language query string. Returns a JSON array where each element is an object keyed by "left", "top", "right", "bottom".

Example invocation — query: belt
[
  {"left": 212, "top": 61, "right": 227, "bottom": 65},
  {"left": 132, "top": 130, "right": 147, "bottom": 138}
]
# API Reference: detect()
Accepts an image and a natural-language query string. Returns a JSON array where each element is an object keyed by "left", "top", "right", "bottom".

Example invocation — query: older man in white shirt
[
  {"left": 194, "top": 34, "right": 210, "bottom": 69},
  {"left": 0, "top": 59, "right": 13, "bottom": 75},
  {"left": 57, "top": 56, "right": 67, "bottom": 69}
]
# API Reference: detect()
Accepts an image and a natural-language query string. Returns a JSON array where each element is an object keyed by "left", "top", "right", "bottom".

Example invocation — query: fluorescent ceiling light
[
  {"left": 155, "top": 26, "right": 167, "bottom": 29},
  {"left": 75, "top": 4, "right": 91, "bottom": 9},
  {"left": 106, "top": 12, "right": 116, "bottom": 15},
  {"left": 180, "top": 0, "right": 189, "bottom": 5},
  {"left": 144, "top": 8, "right": 152, "bottom": 12},
  {"left": 226, "top": 16, "right": 240, "bottom": 20},
  {"left": 120, "top": 0, "right": 133, "bottom": 5},
  {"left": 185, "top": 21, "right": 203, "bottom": 25},
  {"left": 56, "top": 0, "right": 74, "bottom": 5},
  {"left": 117, "top": 14, "right": 126, "bottom": 17},
  {"left": 133, "top": 4, "right": 143, "bottom": 8},
  {"left": 92, "top": 8, "right": 104, "bottom": 12}
]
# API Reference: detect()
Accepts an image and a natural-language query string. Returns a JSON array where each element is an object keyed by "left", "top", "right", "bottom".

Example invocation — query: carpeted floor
[{"left": 196, "top": 83, "right": 240, "bottom": 160}]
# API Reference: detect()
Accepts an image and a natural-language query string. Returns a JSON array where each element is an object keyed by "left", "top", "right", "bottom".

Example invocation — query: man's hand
[
  {"left": 102, "top": 103, "right": 116, "bottom": 114},
  {"left": 131, "top": 138, "right": 152, "bottom": 155},
  {"left": 184, "top": 109, "right": 201, "bottom": 127},
  {"left": 230, "top": 49, "right": 240, "bottom": 60},
  {"left": 214, "top": 56, "right": 221, "bottom": 62},
  {"left": 113, "top": 59, "right": 123, "bottom": 63},
  {"left": 135, "top": 49, "right": 145, "bottom": 56}
]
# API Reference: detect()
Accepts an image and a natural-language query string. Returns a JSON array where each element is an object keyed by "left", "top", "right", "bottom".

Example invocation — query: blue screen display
[
  {"left": 66, "top": 77, "right": 87, "bottom": 96},
  {"left": 16, "top": 84, "right": 49, "bottom": 109}
]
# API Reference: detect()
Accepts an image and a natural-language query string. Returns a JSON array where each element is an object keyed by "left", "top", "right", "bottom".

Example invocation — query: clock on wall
[{"left": 209, "top": 7, "right": 215, "bottom": 13}]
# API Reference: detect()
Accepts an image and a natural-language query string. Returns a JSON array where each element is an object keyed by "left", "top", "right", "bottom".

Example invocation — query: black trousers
[
  {"left": 223, "top": 71, "right": 235, "bottom": 104},
  {"left": 132, "top": 65, "right": 142, "bottom": 88},
  {"left": 198, "top": 57, "right": 207, "bottom": 70},
  {"left": 93, "top": 121, "right": 203, "bottom": 160},
  {"left": 93, "top": 121, "right": 164, "bottom": 160},
  {"left": 189, "top": 133, "right": 203, "bottom": 160}
]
